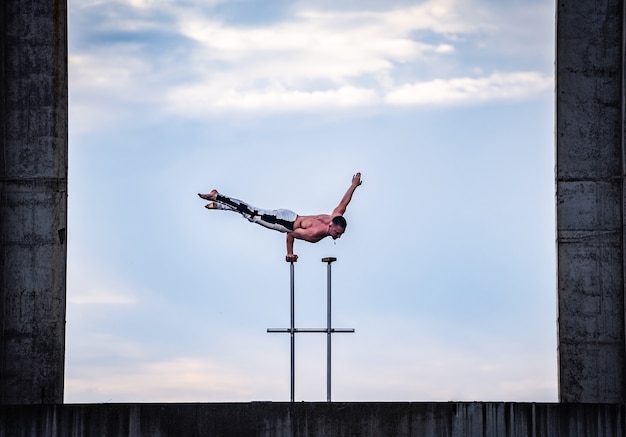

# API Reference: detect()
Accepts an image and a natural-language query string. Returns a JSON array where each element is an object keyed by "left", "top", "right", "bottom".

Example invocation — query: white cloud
[
  {"left": 177, "top": 10, "right": 440, "bottom": 66},
  {"left": 69, "top": 51, "right": 153, "bottom": 99},
  {"left": 167, "top": 85, "right": 379, "bottom": 113},
  {"left": 69, "top": 0, "right": 549, "bottom": 123},
  {"left": 171, "top": 1, "right": 484, "bottom": 93},
  {"left": 295, "top": 0, "right": 494, "bottom": 36},
  {"left": 386, "top": 72, "right": 552, "bottom": 106},
  {"left": 164, "top": 71, "right": 551, "bottom": 116}
]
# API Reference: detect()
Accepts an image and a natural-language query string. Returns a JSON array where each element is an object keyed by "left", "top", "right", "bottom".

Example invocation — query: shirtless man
[{"left": 198, "top": 173, "right": 362, "bottom": 262}]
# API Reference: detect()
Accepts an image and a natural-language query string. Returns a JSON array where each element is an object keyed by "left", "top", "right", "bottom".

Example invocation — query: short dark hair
[{"left": 332, "top": 215, "right": 347, "bottom": 229}]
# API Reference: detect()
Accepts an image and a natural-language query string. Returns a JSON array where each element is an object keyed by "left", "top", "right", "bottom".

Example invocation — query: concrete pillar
[
  {"left": 0, "top": 0, "right": 68, "bottom": 404},
  {"left": 556, "top": 0, "right": 626, "bottom": 402}
]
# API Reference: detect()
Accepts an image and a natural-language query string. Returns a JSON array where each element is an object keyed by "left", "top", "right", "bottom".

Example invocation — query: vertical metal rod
[
  {"left": 322, "top": 257, "right": 337, "bottom": 402},
  {"left": 327, "top": 261, "right": 332, "bottom": 402},
  {"left": 290, "top": 261, "right": 295, "bottom": 403}
]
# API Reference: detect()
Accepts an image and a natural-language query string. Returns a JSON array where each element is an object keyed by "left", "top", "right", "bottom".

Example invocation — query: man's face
[{"left": 329, "top": 223, "right": 345, "bottom": 240}]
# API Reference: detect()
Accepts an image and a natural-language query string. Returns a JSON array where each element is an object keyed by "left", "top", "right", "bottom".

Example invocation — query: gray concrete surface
[
  {"left": 555, "top": 0, "right": 626, "bottom": 402},
  {"left": 1, "top": 403, "right": 624, "bottom": 437},
  {"left": 1, "top": 0, "right": 625, "bottom": 415},
  {"left": 0, "top": 0, "right": 68, "bottom": 404}
]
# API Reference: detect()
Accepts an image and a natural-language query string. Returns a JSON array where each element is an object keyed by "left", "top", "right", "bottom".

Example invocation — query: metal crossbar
[{"left": 267, "top": 257, "right": 354, "bottom": 402}]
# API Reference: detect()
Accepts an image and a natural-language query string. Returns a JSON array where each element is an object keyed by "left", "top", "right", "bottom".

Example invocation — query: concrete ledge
[{"left": 1, "top": 402, "right": 625, "bottom": 436}]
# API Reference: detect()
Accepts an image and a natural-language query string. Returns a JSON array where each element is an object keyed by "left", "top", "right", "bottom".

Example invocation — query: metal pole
[
  {"left": 322, "top": 257, "right": 336, "bottom": 402},
  {"left": 290, "top": 261, "right": 295, "bottom": 403},
  {"left": 268, "top": 258, "right": 352, "bottom": 402}
]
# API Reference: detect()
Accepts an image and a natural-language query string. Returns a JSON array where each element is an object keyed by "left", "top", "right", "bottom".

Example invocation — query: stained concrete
[
  {"left": 0, "top": 0, "right": 625, "bottom": 417},
  {"left": 1, "top": 403, "right": 625, "bottom": 437},
  {"left": 0, "top": 0, "right": 68, "bottom": 404},
  {"left": 556, "top": 0, "right": 626, "bottom": 402}
]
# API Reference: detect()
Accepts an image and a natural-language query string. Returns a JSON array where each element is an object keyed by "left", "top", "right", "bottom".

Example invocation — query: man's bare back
[{"left": 291, "top": 215, "right": 333, "bottom": 243}]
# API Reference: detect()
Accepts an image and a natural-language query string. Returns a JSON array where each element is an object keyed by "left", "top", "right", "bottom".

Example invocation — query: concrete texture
[
  {"left": 1, "top": 403, "right": 625, "bottom": 437},
  {"left": 555, "top": 0, "right": 626, "bottom": 402},
  {"left": 0, "top": 0, "right": 68, "bottom": 404},
  {"left": 0, "top": 0, "right": 624, "bottom": 418}
]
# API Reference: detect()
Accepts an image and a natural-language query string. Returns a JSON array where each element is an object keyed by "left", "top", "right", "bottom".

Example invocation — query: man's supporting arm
[
  {"left": 286, "top": 233, "right": 298, "bottom": 262},
  {"left": 332, "top": 172, "right": 362, "bottom": 216}
]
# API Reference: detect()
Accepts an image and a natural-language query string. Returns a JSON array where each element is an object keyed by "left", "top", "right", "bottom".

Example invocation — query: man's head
[{"left": 329, "top": 215, "right": 347, "bottom": 239}]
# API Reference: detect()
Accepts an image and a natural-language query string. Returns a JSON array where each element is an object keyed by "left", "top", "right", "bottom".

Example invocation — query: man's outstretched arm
[{"left": 332, "top": 172, "right": 362, "bottom": 216}]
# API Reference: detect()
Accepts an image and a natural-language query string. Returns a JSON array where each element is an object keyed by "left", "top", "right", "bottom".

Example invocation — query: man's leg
[
  {"left": 204, "top": 201, "right": 235, "bottom": 211},
  {"left": 254, "top": 208, "right": 297, "bottom": 232},
  {"left": 199, "top": 190, "right": 258, "bottom": 216},
  {"left": 199, "top": 191, "right": 296, "bottom": 232},
  {"left": 215, "top": 193, "right": 259, "bottom": 217}
]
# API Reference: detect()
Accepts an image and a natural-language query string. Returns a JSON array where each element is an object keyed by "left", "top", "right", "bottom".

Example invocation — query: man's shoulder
[
  {"left": 296, "top": 214, "right": 331, "bottom": 228},
  {"left": 313, "top": 214, "right": 332, "bottom": 224},
  {"left": 300, "top": 213, "right": 331, "bottom": 221}
]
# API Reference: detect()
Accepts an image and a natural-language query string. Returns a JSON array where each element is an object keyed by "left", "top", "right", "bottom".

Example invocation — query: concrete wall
[
  {"left": 0, "top": 403, "right": 624, "bottom": 437},
  {"left": 0, "top": 0, "right": 624, "bottom": 415},
  {"left": 555, "top": 0, "right": 626, "bottom": 402},
  {"left": 0, "top": 0, "right": 68, "bottom": 404}
]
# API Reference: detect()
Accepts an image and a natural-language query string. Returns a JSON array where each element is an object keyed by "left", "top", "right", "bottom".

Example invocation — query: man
[{"left": 198, "top": 172, "right": 362, "bottom": 262}]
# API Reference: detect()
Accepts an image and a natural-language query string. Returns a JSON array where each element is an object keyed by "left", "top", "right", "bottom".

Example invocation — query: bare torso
[{"left": 292, "top": 214, "right": 333, "bottom": 242}]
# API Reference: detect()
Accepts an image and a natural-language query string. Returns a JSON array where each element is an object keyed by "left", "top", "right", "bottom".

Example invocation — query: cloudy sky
[{"left": 65, "top": 0, "right": 556, "bottom": 403}]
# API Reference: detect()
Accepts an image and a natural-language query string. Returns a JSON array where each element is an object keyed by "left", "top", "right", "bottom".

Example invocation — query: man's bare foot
[
  {"left": 198, "top": 189, "right": 218, "bottom": 201},
  {"left": 205, "top": 202, "right": 218, "bottom": 209}
]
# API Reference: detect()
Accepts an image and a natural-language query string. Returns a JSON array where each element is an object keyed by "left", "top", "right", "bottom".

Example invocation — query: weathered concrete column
[
  {"left": 0, "top": 0, "right": 68, "bottom": 404},
  {"left": 556, "top": 0, "right": 626, "bottom": 402}
]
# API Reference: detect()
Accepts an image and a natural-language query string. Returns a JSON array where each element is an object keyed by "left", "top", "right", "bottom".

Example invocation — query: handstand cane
[
  {"left": 289, "top": 260, "right": 295, "bottom": 403},
  {"left": 323, "top": 257, "right": 336, "bottom": 402},
  {"left": 268, "top": 258, "right": 353, "bottom": 402}
]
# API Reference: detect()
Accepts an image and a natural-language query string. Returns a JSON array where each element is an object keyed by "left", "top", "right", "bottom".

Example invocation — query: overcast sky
[{"left": 65, "top": 0, "right": 556, "bottom": 402}]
